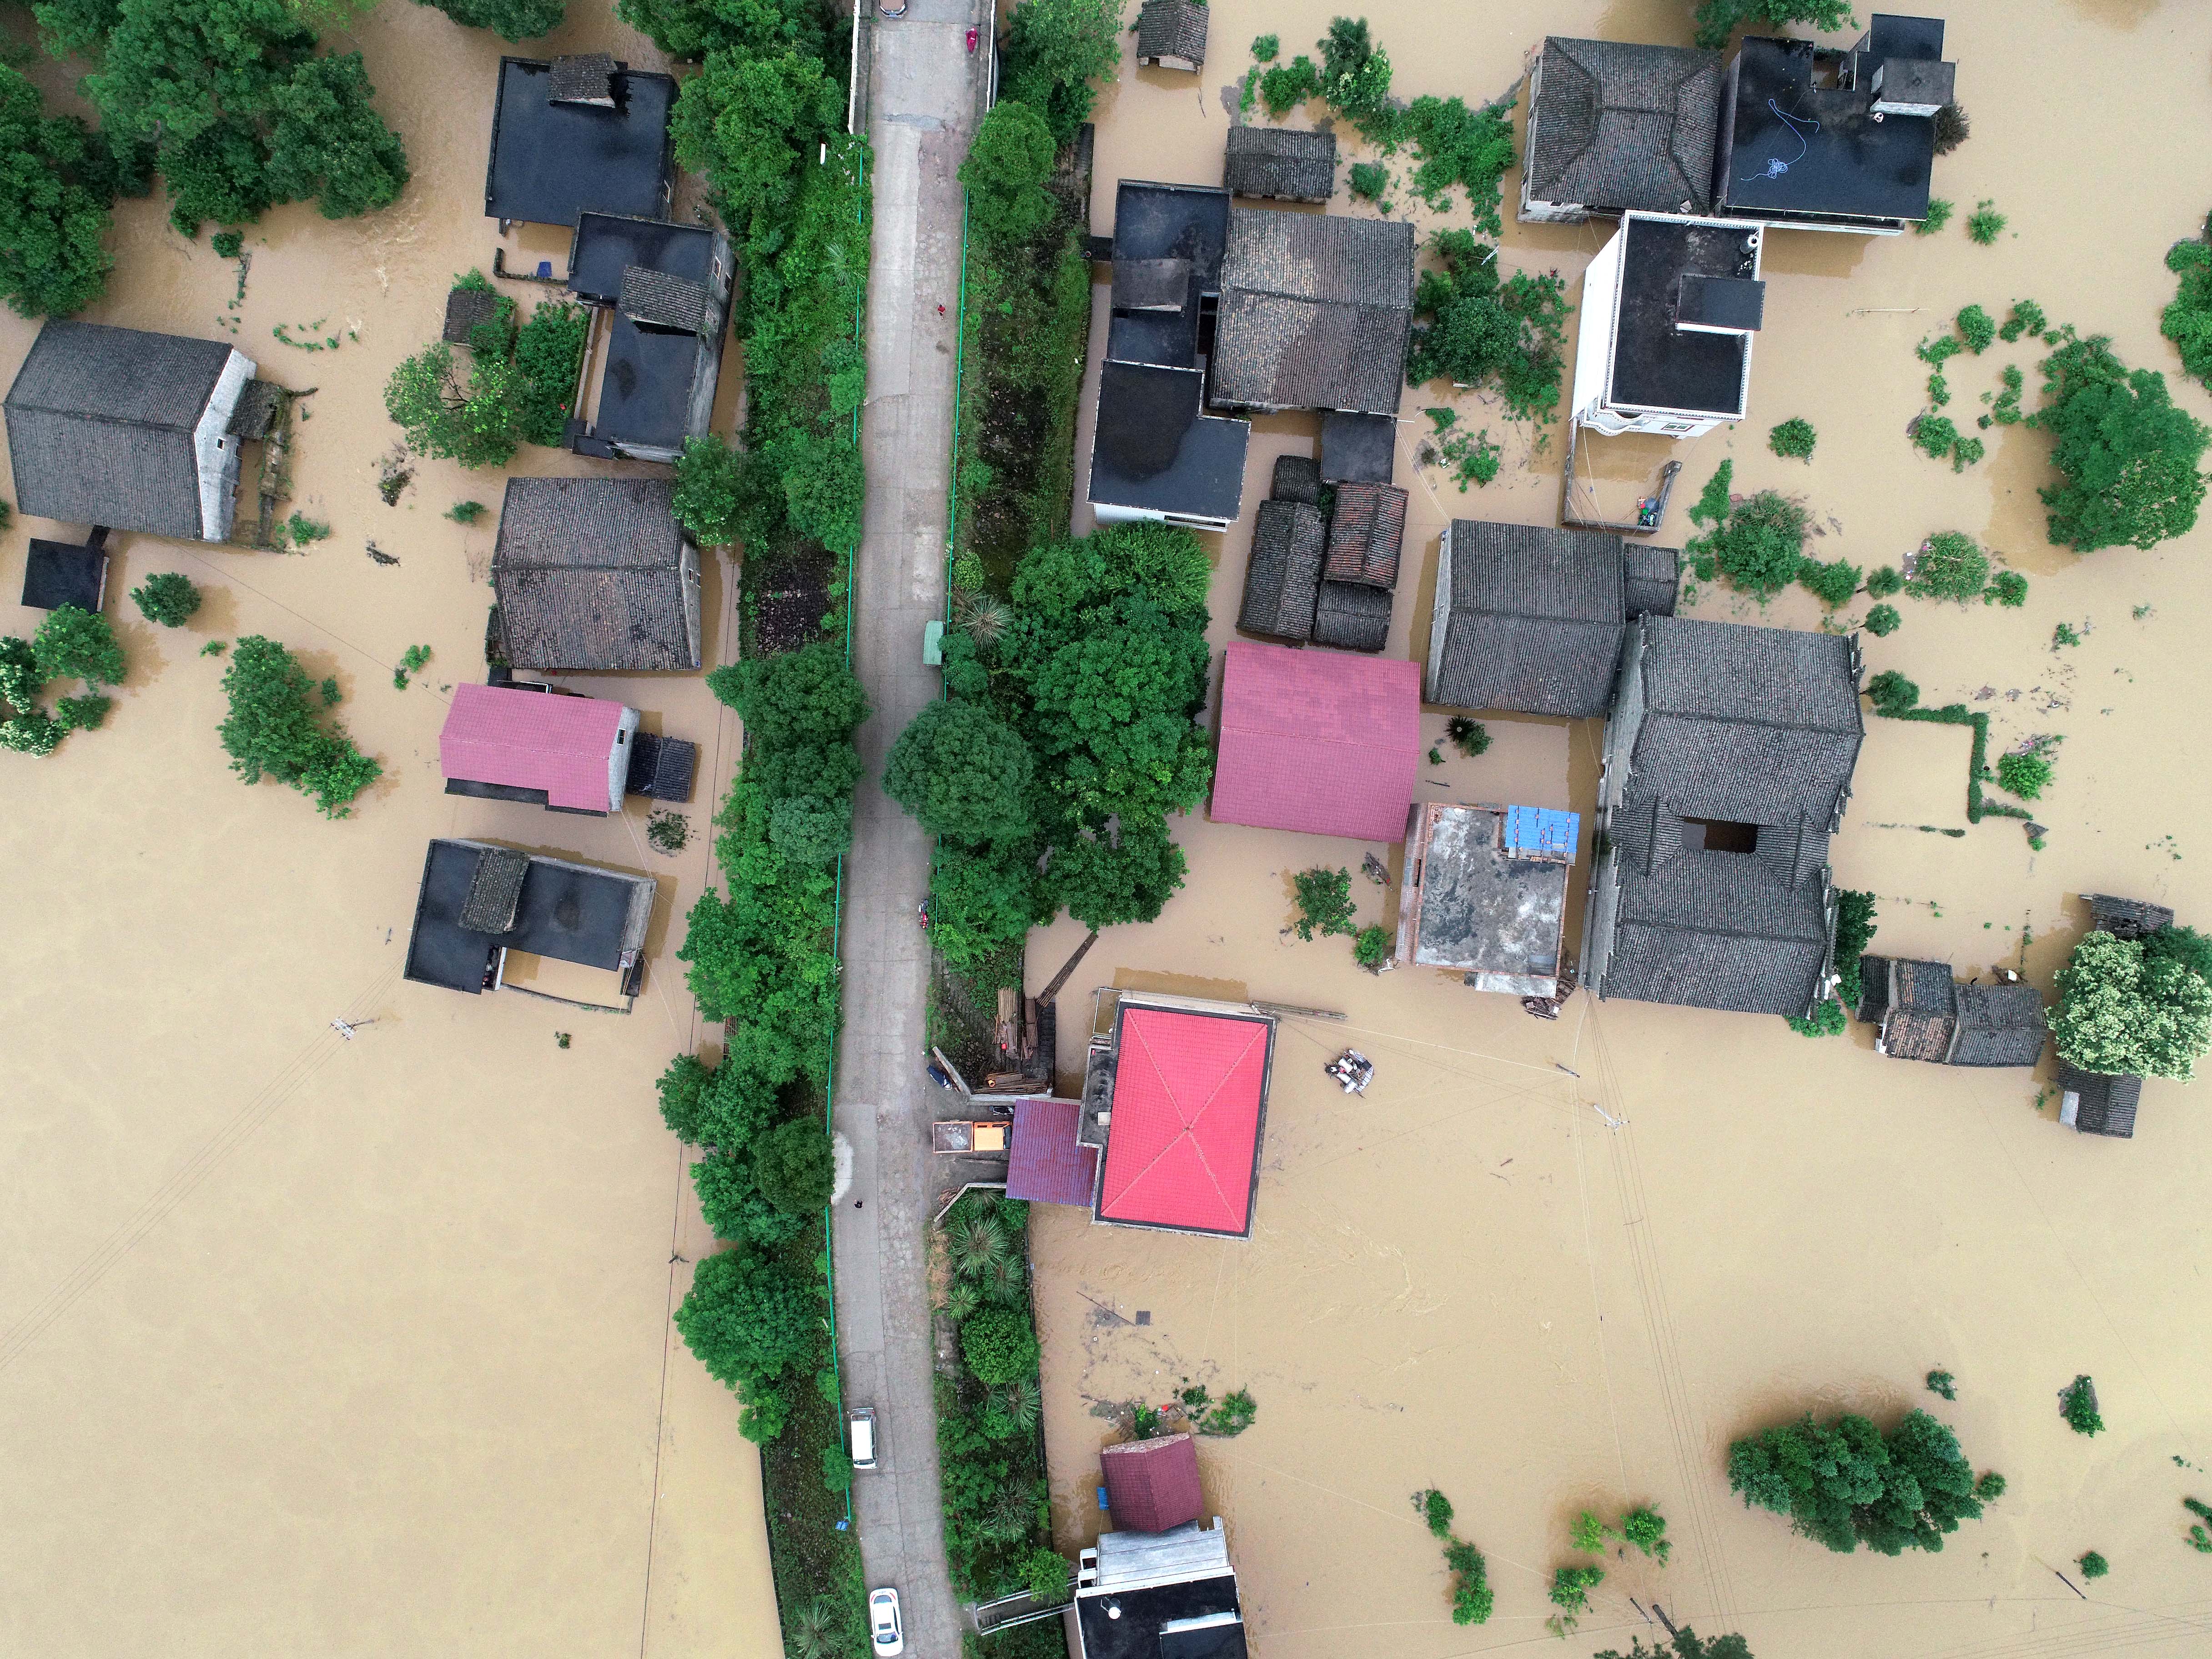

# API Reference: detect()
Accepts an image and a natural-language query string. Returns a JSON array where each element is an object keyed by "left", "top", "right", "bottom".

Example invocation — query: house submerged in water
[{"left": 1856, "top": 959, "right": 2048, "bottom": 1067}]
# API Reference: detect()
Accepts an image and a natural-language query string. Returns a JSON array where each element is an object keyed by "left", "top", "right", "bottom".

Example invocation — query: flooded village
[{"left": 5, "top": 2, "right": 2212, "bottom": 1659}]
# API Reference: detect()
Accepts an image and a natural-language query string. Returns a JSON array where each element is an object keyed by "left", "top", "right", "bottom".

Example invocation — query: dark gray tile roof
[
  {"left": 21, "top": 539, "right": 107, "bottom": 611},
  {"left": 1312, "top": 581, "right": 1392, "bottom": 653},
  {"left": 2087, "top": 894, "right": 2175, "bottom": 939},
  {"left": 1430, "top": 521, "right": 1626, "bottom": 717},
  {"left": 1135, "top": 0, "right": 1208, "bottom": 66},
  {"left": 1323, "top": 482, "right": 1406, "bottom": 588},
  {"left": 1213, "top": 210, "right": 1413, "bottom": 414},
  {"left": 1269, "top": 453, "right": 1321, "bottom": 505},
  {"left": 1224, "top": 127, "right": 1336, "bottom": 202},
  {"left": 1238, "top": 500, "right": 1324, "bottom": 639},
  {"left": 1599, "top": 842, "right": 1830, "bottom": 1016},
  {"left": 1622, "top": 542, "right": 1681, "bottom": 618},
  {"left": 1880, "top": 958, "right": 1957, "bottom": 1062},
  {"left": 1527, "top": 37, "right": 1721, "bottom": 213},
  {"left": 1950, "top": 983, "right": 2048, "bottom": 1068},
  {"left": 493, "top": 477, "right": 696, "bottom": 671},
  {"left": 548, "top": 52, "right": 616, "bottom": 105},
  {"left": 226, "top": 378, "right": 282, "bottom": 440},
  {"left": 1629, "top": 617, "right": 1861, "bottom": 827},
  {"left": 4, "top": 321, "right": 235, "bottom": 538},
  {"left": 1320, "top": 409, "right": 1395, "bottom": 484},
  {"left": 619, "top": 264, "right": 710, "bottom": 334},
  {"left": 2060, "top": 1064, "right": 2141, "bottom": 1138},
  {"left": 460, "top": 845, "right": 530, "bottom": 934}
]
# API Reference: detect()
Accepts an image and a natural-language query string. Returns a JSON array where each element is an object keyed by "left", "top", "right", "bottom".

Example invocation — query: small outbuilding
[
  {"left": 1006, "top": 1097, "right": 1099, "bottom": 1208},
  {"left": 491, "top": 477, "right": 703, "bottom": 671},
  {"left": 1857, "top": 957, "right": 2049, "bottom": 1067},
  {"left": 5, "top": 321, "right": 260, "bottom": 542},
  {"left": 1101, "top": 1433, "right": 1204, "bottom": 1533},
  {"left": 1224, "top": 126, "right": 1335, "bottom": 202},
  {"left": 1133, "top": 0, "right": 1208, "bottom": 72},
  {"left": 1212, "top": 209, "right": 1414, "bottom": 415},
  {"left": 1210, "top": 639, "right": 1421, "bottom": 843},
  {"left": 403, "top": 838, "right": 656, "bottom": 1010},
  {"left": 1426, "top": 520, "right": 1640, "bottom": 717},
  {"left": 2057, "top": 1065, "right": 2142, "bottom": 1140},
  {"left": 1319, "top": 410, "right": 1395, "bottom": 485},
  {"left": 20, "top": 535, "right": 110, "bottom": 612},
  {"left": 439, "top": 682, "right": 643, "bottom": 814},
  {"left": 1397, "top": 803, "right": 1580, "bottom": 995},
  {"left": 485, "top": 55, "right": 676, "bottom": 229}
]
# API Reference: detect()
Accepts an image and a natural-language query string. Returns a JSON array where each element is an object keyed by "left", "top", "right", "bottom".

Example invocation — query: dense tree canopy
[
  {"left": 217, "top": 635, "right": 382, "bottom": 817},
  {"left": 2050, "top": 928, "right": 2212, "bottom": 1080},
  {"left": 413, "top": 0, "right": 567, "bottom": 43},
  {"left": 130, "top": 571, "right": 201, "bottom": 627},
  {"left": 998, "top": 0, "right": 1121, "bottom": 145},
  {"left": 960, "top": 99, "right": 1057, "bottom": 245},
  {"left": 1596, "top": 1631, "right": 1753, "bottom": 1659},
  {"left": 80, "top": 0, "right": 408, "bottom": 235},
  {"left": 1692, "top": 1, "right": 1857, "bottom": 52},
  {"left": 885, "top": 699, "right": 1036, "bottom": 847},
  {"left": 616, "top": 0, "right": 826, "bottom": 63},
  {"left": 1405, "top": 229, "right": 1571, "bottom": 423},
  {"left": 672, "top": 1245, "right": 820, "bottom": 1441},
  {"left": 385, "top": 341, "right": 526, "bottom": 469},
  {"left": 0, "top": 65, "right": 127, "bottom": 318},
  {"left": 1728, "top": 1408, "right": 1983, "bottom": 1556},
  {"left": 2029, "top": 335, "right": 2209, "bottom": 552},
  {"left": 674, "top": 47, "right": 840, "bottom": 237},
  {"left": 673, "top": 434, "right": 747, "bottom": 546}
]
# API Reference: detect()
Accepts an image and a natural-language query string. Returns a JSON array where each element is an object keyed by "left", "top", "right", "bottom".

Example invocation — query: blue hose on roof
[{"left": 1760, "top": 100, "right": 1820, "bottom": 179}]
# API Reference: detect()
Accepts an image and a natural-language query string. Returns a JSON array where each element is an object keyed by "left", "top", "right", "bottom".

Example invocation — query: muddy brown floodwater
[
  {"left": 0, "top": 6, "right": 779, "bottom": 1658},
  {"left": 1039, "top": 3, "right": 2212, "bottom": 1658}
]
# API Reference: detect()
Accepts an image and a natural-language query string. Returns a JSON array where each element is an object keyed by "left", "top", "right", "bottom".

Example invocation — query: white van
[{"left": 848, "top": 1406, "right": 877, "bottom": 1470}]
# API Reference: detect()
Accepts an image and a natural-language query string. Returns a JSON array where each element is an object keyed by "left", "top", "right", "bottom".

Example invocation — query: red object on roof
[
  {"left": 1101, "top": 1432, "right": 1204, "bottom": 1533},
  {"left": 1210, "top": 639, "right": 1421, "bottom": 843},
  {"left": 1007, "top": 1098, "right": 1098, "bottom": 1207},
  {"left": 1098, "top": 1004, "right": 1272, "bottom": 1236},
  {"left": 439, "top": 683, "right": 627, "bottom": 812}
]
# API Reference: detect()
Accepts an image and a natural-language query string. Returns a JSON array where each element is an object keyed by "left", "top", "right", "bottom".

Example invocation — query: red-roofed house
[
  {"left": 440, "top": 682, "right": 640, "bottom": 814},
  {"left": 1209, "top": 639, "right": 1421, "bottom": 843},
  {"left": 1101, "top": 1432, "right": 1205, "bottom": 1533},
  {"left": 1007, "top": 1098, "right": 1099, "bottom": 1207},
  {"left": 1091, "top": 992, "right": 1276, "bottom": 1238}
]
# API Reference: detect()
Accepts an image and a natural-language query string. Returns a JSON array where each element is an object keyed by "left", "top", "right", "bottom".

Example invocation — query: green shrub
[
  {"left": 1251, "top": 33, "right": 1279, "bottom": 62},
  {"left": 1445, "top": 715, "right": 1490, "bottom": 756},
  {"left": 960, "top": 1305, "right": 1040, "bottom": 1387},
  {"left": 1994, "top": 736, "right": 2057, "bottom": 801},
  {"left": 1547, "top": 1563, "right": 1604, "bottom": 1634},
  {"left": 821, "top": 1443, "right": 853, "bottom": 1493},
  {"left": 1919, "top": 334, "right": 1962, "bottom": 367},
  {"left": 33, "top": 606, "right": 125, "bottom": 686},
  {"left": 1908, "top": 532, "right": 1990, "bottom": 601},
  {"left": 1865, "top": 565, "right": 1903, "bottom": 598},
  {"left": 1572, "top": 1510, "right": 1606, "bottom": 1552},
  {"left": 1974, "top": 1471, "right": 2006, "bottom": 1501},
  {"left": 282, "top": 511, "right": 329, "bottom": 545},
  {"left": 218, "top": 636, "right": 382, "bottom": 816},
  {"left": 961, "top": 100, "right": 1057, "bottom": 245},
  {"left": 1956, "top": 304, "right": 1996, "bottom": 353},
  {"left": 2029, "top": 334, "right": 2210, "bottom": 552},
  {"left": 131, "top": 571, "right": 201, "bottom": 627},
  {"left": 1967, "top": 199, "right": 2006, "bottom": 244},
  {"left": 1347, "top": 161, "right": 1387, "bottom": 202},
  {"left": 1925, "top": 1368, "right": 1957, "bottom": 1400},
  {"left": 1866, "top": 670, "right": 1919, "bottom": 716},
  {"left": 1833, "top": 890, "right": 1878, "bottom": 1008},
  {"left": 1391, "top": 91, "right": 1518, "bottom": 227},
  {"left": 1292, "top": 867, "right": 1357, "bottom": 940},
  {"left": 55, "top": 691, "right": 111, "bottom": 730},
  {"left": 1798, "top": 556, "right": 1860, "bottom": 608},
  {"left": 2164, "top": 234, "right": 2212, "bottom": 388},
  {"left": 1406, "top": 228, "right": 1570, "bottom": 422},
  {"left": 673, "top": 1245, "right": 821, "bottom": 1443},
  {"left": 1021, "top": 1546, "right": 1072, "bottom": 1605},
  {"left": 1864, "top": 603, "right": 1900, "bottom": 636},
  {"left": 2000, "top": 299, "right": 2047, "bottom": 344},
  {"left": 1951, "top": 436, "right": 1985, "bottom": 471},
  {"left": 1912, "top": 413, "right": 1960, "bottom": 459},
  {"left": 1769, "top": 417, "right": 1816, "bottom": 460},
  {"left": 1200, "top": 1388, "right": 1257, "bottom": 1436},
  {"left": 513, "top": 299, "right": 589, "bottom": 446},
  {"left": 2059, "top": 1375, "right": 2103, "bottom": 1436},
  {"left": 656, "top": 1054, "right": 714, "bottom": 1142},
  {"left": 1787, "top": 996, "right": 1847, "bottom": 1038},
  {"left": 1420, "top": 1488, "right": 1455, "bottom": 1538},
  {"left": 1917, "top": 198, "right": 1953, "bottom": 235},
  {"left": 1688, "top": 459, "right": 1733, "bottom": 526},
  {"left": 998, "top": 0, "right": 1122, "bottom": 143},
  {"left": 1354, "top": 924, "right": 1391, "bottom": 971},
  {"left": 1258, "top": 54, "right": 1321, "bottom": 116},
  {"left": 444, "top": 499, "right": 486, "bottom": 524},
  {"left": 1689, "top": 490, "right": 1808, "bottom": 601},
  {"left": 1983, "top": 570, "right": 2028, "bottom": 606},
  {"left": 1445, "top": 1536, "right": 1493, "bottom": 1625},
  {"left": 1620, "top": 1505, "right": 1670, "bottom": 1563},
  {"left": 2078, "top": 1550, "right": 2108, "bottom": 1579},
  {"left": 1729, "top": 1408, "right": 1985, "bottom": 1554}
]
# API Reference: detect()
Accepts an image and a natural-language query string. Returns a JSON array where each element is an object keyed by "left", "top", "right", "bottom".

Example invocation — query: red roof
[
  {"left": 1007, "top": 1098, "right": 1099, "bottom": 1207},
  {"left": 1209, "top": 639, "right": 1421, "bottom": 843},
  {"left": 1101, "top": 1432, "right": 1204, "bottom": 1533},
  {"left": 438, "top": 683, "right": 626, "bottom": 812},
  {"left": 1097, "top": 1004, "right": 1272, "bottom": 1236}
]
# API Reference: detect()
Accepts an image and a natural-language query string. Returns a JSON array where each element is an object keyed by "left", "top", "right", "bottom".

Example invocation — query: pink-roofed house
[
  {"left": 1208, "top": 639, "right": 1422, "bottom": 843},
  {"left": 439, "top": 682, "right": 640, "bottom": 815}
]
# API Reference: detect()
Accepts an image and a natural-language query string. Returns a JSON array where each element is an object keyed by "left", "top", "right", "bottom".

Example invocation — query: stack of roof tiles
[
  {"left": 619, "top": 265, "right": 711, "bottom": 334},
  {"left": 1134, "top": 0, "right": 1208, "bottom": 69},
  {"left": 1223, "top": 126, "right": 1336, "bottom": 202}
]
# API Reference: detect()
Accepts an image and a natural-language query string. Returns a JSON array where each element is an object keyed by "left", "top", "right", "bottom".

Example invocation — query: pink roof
[
  {"left": 1210, "top": 640, "right": 1421, "bottom": 843},
  {"left": 438, "top": 683, "right": 626, "bottom": 812},
  {"left": 1102, "top": 1433, "right": 1204, "bottom": 1533},
  {"left": 1098, "top": 1005, "right": 1272, "bottom": 1236}
]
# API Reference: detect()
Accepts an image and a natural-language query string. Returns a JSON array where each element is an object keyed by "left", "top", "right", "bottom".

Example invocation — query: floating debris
[{"left": 366, "top": 541, "right": 399, "bottom": 566}]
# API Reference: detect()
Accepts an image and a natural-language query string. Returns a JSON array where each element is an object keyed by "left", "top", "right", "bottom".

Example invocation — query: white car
[{"left": 869, "top": 1587, "right": 903, "bottom": 1656}]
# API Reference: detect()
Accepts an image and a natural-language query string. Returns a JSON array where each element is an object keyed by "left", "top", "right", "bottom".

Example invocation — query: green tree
[
  {"left": 886, "top": 699, "right": 1037, "bottom": 846},
  {"left": 384, "top": 341, "right": 526, "bottom": 468},
  {"left": 674, "top": 47, "right": 840, "bottom": 234},
  {"left": 1405, "top": 229, "right": 1571, "bottom": 422},
  {"left": 768, "top": 794, "right": 853, "bottom": 867},
  {"left": 999, "top": 0, "right": 1121, "bottom": 145},
  {"left": 708, "top": 640, "right": 869, "bottom": 754},
  {"left": 1689, "top": 491, "right": 1808, "bottom": 600},
  {"left": 960, "top": 1304, "right": 1040, "bottom": 1387},
  {"left": 1798, "top": 556, "right": 1861, "bottom": 608},
  {"left": 1021, "top": 1547, "right": 1072, "bottom": 1606},
  {"left": 960, "top": 99, "right": 1057, "bottom": 245},
  {"left": 0, "top": 65, "right": 126, "bottom": 318},
  {"left": 1693, "top": 1, "right": 1857, "bottom": 52},
  {"left": 2163, "top": 231, "right": 2212, "bottom": 389},
  {"left": 2077, "top": 1550, "right": 2108, "bottom": 1579},
  {"left": 2140, "top": 922, "right": 2212, "bottom": 987},
  {"left": 130, "top": 572, "right": 202, "bottom": 627},
  {"left": 32, "top": 606, "right": 126, "bottom": 686},
  {"left": 412, "top": 0, "right": 565, "bottom": 42},
  {"left": 615, "top": 0, "right": 825, "bottom": 63},
  {"left": 656, "top": 1053, "right": 713, "bottom": 1141},
  {"left": 216, "top": 634, "right": 382, "bottom": 817},
  {"left": 779, "top": 436, "right": 865, "bottom": 550},
  {"left": 511, "top": 299, "right": 589, "bottom": 446},
  {"left": 673, "top": 1245, "right": 820, "bottom": 1441},
  {"left": 1042, "top": 819, "right": 1188, "bottom": 931},
  {"left": 1907, "top": 532, "right": 1990, "bottom": 601},
  {"left": 2051, "top": 930, "right": 2212, "bottom": 1080},
  {"left": 1769, "top": 417, "right": 1817, "bottom": 460},
  {"left": 2029, "top": 335, "right": 2210, "bottom": 551},
  {"left": 750, "top": 1116, "right": 835, "bottom": 1213},
  {"left": 1292, "top": 867, "right": 1357, "bottom": 940},
  {"left": 930, "top": 841, "right": 1046, "bottom": 970},
  {"left": 2059, "top": 1374, "right": 2104, "bottom": 1435},
  {"left": 1445, "top": 1537, "right": 1492, "bottom": 1624},
  {"left": 1727, "top": 1408, "right": 1984, "bottom": 1555},
  {"left": 673, "top": 433, "right": 747, "bottom": 546},
  {"left": 1595, "top": 1631, "right": 1753, "bottom": 1659},
  {"left": 692, "top": 1151, "right": 805, "bottom": 1247},
  {"left": 261, "top": 51, "right": 411, "bottom": 222}
]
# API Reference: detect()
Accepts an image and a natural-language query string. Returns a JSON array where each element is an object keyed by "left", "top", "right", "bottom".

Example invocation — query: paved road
[{"left": 833, "top": 1, "right": 982, "bottom": 1654}]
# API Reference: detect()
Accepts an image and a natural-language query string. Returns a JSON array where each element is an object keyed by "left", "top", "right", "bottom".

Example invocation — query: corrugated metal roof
[{"left": 1505, "top": 806, "right": 1579, "bottom": 861}]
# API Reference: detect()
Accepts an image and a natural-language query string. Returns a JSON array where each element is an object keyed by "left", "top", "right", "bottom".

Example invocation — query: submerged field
[
  {"left": 0, "top": 6, "right": 780, "bottom": 1656},
  {"left": 1036, "top": 2, "right": 2212, "bottom": 1657}
]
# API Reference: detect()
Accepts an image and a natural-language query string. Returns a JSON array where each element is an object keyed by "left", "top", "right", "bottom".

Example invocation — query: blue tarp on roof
[{"left": 1505, "top": 805, "right": 1579, "bottom": 863}]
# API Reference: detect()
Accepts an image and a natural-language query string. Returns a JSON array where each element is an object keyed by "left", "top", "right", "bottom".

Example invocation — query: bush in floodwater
[
  {"left": 1967, "top": 200, "right": 2006, "bottom": 244},
  {"left": 1865, "top": 564, "right": 1903, "bottom": 599},
  {"left": 1913, "top": 413, "right": 1961, "bottom": 460},
  {"left": 218, "top": 634, "right": 382, "bottom": 818},
  {"left": 1419, "top": 1488, "right": 1455, "bottom": 1538},
  {"left": 1354, "top": 924, "right": 1391, "bottom": 972},
  {"left": 1547, "top": 1563, "right": 1604, "bottom": 1635},
  {"left": 1769, "top": 417, "right": 1816, "bottom": 460},
  {"left": 1446, "top": 716, "right": 1491, "bottom": 756},
  {"left": 1620, "top": 1504, "right": 1670, "bottom": 1563},
  {"left": 2078, "top": 1550, "right": 2108, "bottom": 1579},
  {"left": 1908, "top": 532, "right": 1990, "bottom": 601},
  {"left": 131, "top": 570, "right": 201, "bottom": 627},
  {"left": 1974, "top": 1471, "right": 2006, "bottom": 1501},
  {"left": 1864, "top": 603, "right": 1900, "bottom": 636},
  {"left": 1798, "top": 556, "right": 1861, "bottom": 608},
  {"left": 1787, "top": 996, "right": 1848, "bottom": 1038},
  {"left": 1689, "top": 490, "right": 1810, "bottom": 601},
  {"left": 1956, "top": 304, "right": 1996, "bottom": 354},
  {"left": 2059, "top": 1374, "right": 2104, "bottom": 1436},
  {"left": 1446, "top": 1537, "right": 1493, "bottom": 1625},
  {"left": 1730, "top": 1408, "right": 1986, "bottom": 1554},
  {"left": 2030, "top": 334, "right": 2210, "bottom": 552},
  {"left": 1348, "top": 161, "right": 1388, "bottom": 202},
  {"left": 1292, "top": 866, "right": 1357, "bottom": 940},
  {"left": 1917, "top": 198, "right": 1953, "bottom": 235},
  {"left": 1926, "top": 1369, "right": 1958, "bottom": 1400},
  {"left": 2000, "top": 300, "right": 2047, "bottom": 344}
]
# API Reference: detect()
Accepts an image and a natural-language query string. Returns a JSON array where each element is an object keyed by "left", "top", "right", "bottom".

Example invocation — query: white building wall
[
  {"left": 1569, "top": 230, "right": 1624, "bottom": 429},
  {"left": 608, "top": 706, "right": 642, "bottom": 812},
  {"left": 192, "top": 350, "right": 255, "bottom": 541}
]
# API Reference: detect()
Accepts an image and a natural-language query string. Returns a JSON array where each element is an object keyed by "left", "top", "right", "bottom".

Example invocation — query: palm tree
[
  {"left": 953, "top": 589, "right": 1012, "bottom": 648},
  {"left": 950, "top": 1214, "right": 1011, "bottom": 1282},
  {"left": 785, "top": 1596, "right": 835, "bottom": 1659},
  {"left": 944, "top": 1282, "right": 979, "bottom": 1325},
  {"left": 992, "top": 1377, "right": 1042, "bottom": 1431},
  {"left": 981, "top": 1251, "right": 1027, "bottom": 1306},
  {"left": 983, "top": 1486, "right": 1040, "bottom": 1542}
]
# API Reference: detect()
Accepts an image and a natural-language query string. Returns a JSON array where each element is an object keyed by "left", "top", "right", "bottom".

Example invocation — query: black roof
[
  {"left": 2061, "top": 1064, "right": 2142, "bottom": 1139},
  {"left": 1224, "top": 126, "right": 1335, "bottom": 202},
  {"left": 1076, "top": 1577, "right": 1243, "bottom": 1659},
  {"left": 626, "top": 731, "right": 697, "bottom": 802},
  {"left": 1269, "top": 452, "right": 1321, "bottom": 505},
  {"left": 1950, "top": 983, "right": 2047, "bottom": 1068},
  {"left": 4, "top": 321, "right": 236, "bottom": 539},
  {"left": 1717, "top": 36, "right": 1936, "bottom": 226},
  {"left": 1526, "top": 37, "right": 1722, "bottom": 214},
  {"left": 1312, "top": 580, "right": 1391, "bottom": 652},
  {"left": 2087, "top": 894, "right": 2175, "bottom": 940},
  {"left": 1111, "top": 181, "right": 1230, "bottom": 292},
  {"left": 1134, "top": 0, "right": 1208, "bottom": 67},
  {"left": 1429, "top": 521, "right": 1627, "bottom": 717},
  {"left": 570, "top": 214, "right": 729, "bottom": 454},
  {"left": 403, "top": 839, "right": 654, "bottom": 994},
  {"left": 1213, "top": 209, "right": 1413, "bottom": 414},
  {"left": 1320, "top": 410, "right": 1395, "bottom": 484},
  {"left": 1609, "top": 216, "right": 1761, "bottom": 417},
  {"left": 485, "top": 56, "right": 676, "bottom": 228},
  {"left": 1089, "top": 362, "right": 1249, "bottom": 524},
  {"left": 1237, "top": 500, "right": 1323, "bottom": 639},
  {"left": 21, "top": 539, "right": 108, "bottom": 611},
  {"left": 493, "top": 477, "right": 697, "bottom": 670}
]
